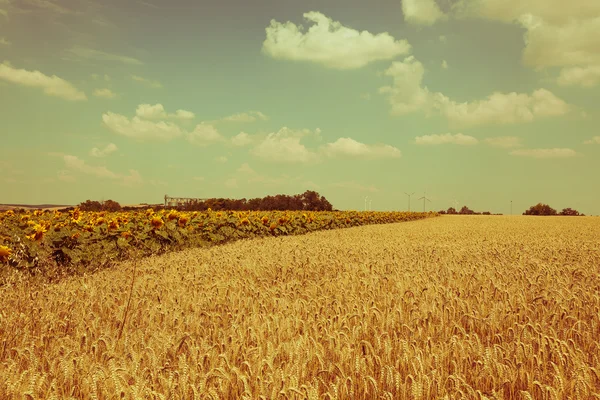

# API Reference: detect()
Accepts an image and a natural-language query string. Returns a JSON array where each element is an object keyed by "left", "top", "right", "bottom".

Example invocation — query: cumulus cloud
[
  {"left": 0, "top": 37, "right": 10, "bottom": 46},
  {"left": 509, "top": 148, "right": 577, "bottom": 158},
  {"left": 63, "top": 155, "right": 119, "bottom": 179},
  {"left": 449, "top": 0, "right": 600, "bottom": 87},
  {"left": 131, "top": 74, "right": 162, "bottom": 88},
  {"left": 557, "top": 65, "right": 600, "bottom": 88},
  {"left": 89, "top": 143, "right": 118, "bottom": 157},
  {"left": 441, "top": 60, "right": 448, "bottom": 69},
  {"left": 262, "top": 11, "right": 411, "bottom": 69},
  {"left": 378, "top": 56, "right": 431, "bottom": 115},
  {"left": 320, "top": 137, "right": 401, "bottom": 158},
  {"left": 187, "top": 123, "right": 225, "bottom": 146},
  {"left": 66, "top": 46, "right": 143, "bottom": 65},
  {"left": 583, "top": 136, "right": 600, "bottom": 144},
  {"left": 93, "top": 88, "right": 116, "bottom": 99},
  {"left": 220, "top": 111, "right": 268, "bottom": 123},
  {"left": 402, "top": 0, "right": 447, "bottom": 25},
  {"left": 231, "top": 132, "right": 253, "bottom": 146},
  {"left": 135, "top": 103, "right": 195, "bottom": 120},
  {"left": 250, "top": 127, "right": 319, "bottom": 163},
  {"left": 415, "top": 133, "right": 478, "bottom": 145},
  {"left": 0, "top": 62, "right": 86, "bottom": 101},
  {"left": 63, "top": 154, "right": 143, "bottom": 186},
  {"left": 102, "top": 112, "right": 184, "bottom": 141},
  {"left": 434, "top": 88, "right": 569, "bottom": 128},
  {"left": 215, "top": 156, "right": 228, "bottom": 163},
  {"left": 484, "top": 136, "right": 523, "bottom": 148}
]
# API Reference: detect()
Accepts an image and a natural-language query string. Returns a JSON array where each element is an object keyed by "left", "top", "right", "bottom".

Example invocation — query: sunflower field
[{"left": 0, "top": 208, "right": 437, "bottom": 280}]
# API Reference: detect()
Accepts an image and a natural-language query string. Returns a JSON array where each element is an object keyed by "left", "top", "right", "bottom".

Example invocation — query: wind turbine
[
  {"left": 404, "top": 192, "right": 415, "bottom": 212},
  {"left": 418, "top": 191, "right": 431, "bottom": 212},
  {"left": 364, "top": 196, "right": 369, "bottom": 211}
]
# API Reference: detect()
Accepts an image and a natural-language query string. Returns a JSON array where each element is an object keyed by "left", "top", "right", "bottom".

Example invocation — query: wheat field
[{"left": 1, "top": 215, "right": 599, "bottom": 399}]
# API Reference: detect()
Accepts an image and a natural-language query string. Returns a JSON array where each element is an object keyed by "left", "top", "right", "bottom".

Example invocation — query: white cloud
[
  {"left": 93, "top": 88, "right": 116, "bottom": 99},
  {"left": 402, "top": 0, "right": 447, "bottom": 25},
  {"left": 517, "top": 14, "right": 600, "bottom": 70},
  {"left": 250, "top": 127, "right": 319, "bottom": 163},
  {"left": 557, "top": 65, "right": 600, "bottom": 88},
  {"left": 262, "top": 11, "right": 411, "bottom": 69},
  {"left": 63, "top": 155, "right": 118, "bottom": 179},
  {"left": 237, "top": 163, "right": 255, "bottom": 175},
  {"left": 415, "top": 133, "right": 478, "bottom": 145},
  {"left": 220, "top": 111, "right": 268, "bottom": 122},
  {"left": 360, "top": 93, "right": 371, "bottom": 101},
  {"left": 215, "top": 156, "right": 228, "bottom": 163},
  {"left": 320, "top": 137, "right": 402, "bottom": 158},
  {"left": 135, "top": 103, "right": 195, "bottom": 120},
  {"left": 231, "top": 132, "right": 253, "bottom": 146},
  {"left": 90, "top": 143, "right": 118, "bottom": 157},
  {"left": 583, "top": 136, "right": 600, "bottom": 144},
  {"left": 0, "top": 62, "right": 86, "bottom": 101},
  {"left": 192, "top": 176, "right": 205, "bottom": 182},
  {"left": 378, "top": 56, "right": 431, "bottom": 115},
  {"left": 63, "top": 155, "right": 143, "bottom": 186},
  {"left": 0, "top": 37, "right": 10, "bottom": 46},
  {"left": 66, "top": 46, "right": 143, "bottom": 65},
  {"left": 450, "top": 1, "right": 600, "bottom": 88},
  {"left": 509, "top": 148, "right": 577, "bottom": 158},
  {"left": 102, "top": 112, "right": 184, "bottom": 141},
  {"left": 441, "top": 60, "right": 448, "bottom": 69},
  {"left": 136, "top": 103, "right": 167, "bottom": 119},
  {"left": 174, "top": 109, "right": 195, "bottom": 119},
  {"left": 484, "top": 136, "right": 523, "bottom": 148},
  {"left": 187, "top": 123, "right": 224, "bottom": 146},
  {"left": 439, "top": 35, "right": 447, "bottom": 42},
  {"left": 131, "top": 75, "right": 162, "bottom": 88},
  {"left": 331, "top": 181, "right": 379, "bottom": 193},
  {"left": 434, "top": 88, "right": 569, "bottom": 128},
  {"left": 120, "top": 169, "right": 143, "bottom": 187}
]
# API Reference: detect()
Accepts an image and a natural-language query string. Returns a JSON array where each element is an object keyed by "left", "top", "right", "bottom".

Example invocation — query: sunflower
[
  {"left": 121, "top": 231, "right": 132, "bottom": 239},
  {"left": 70, "top": 208, "right": 82, "bottom": 223},
  {"left": 261, "top": 215, "right": 269, "bottom": 225},
  {"left": 240, "top": 218, "right": 250, "bottom": 226},
  {"left": 150, "top": 216, "right": 164, "bottom": 229},
  {"left": 20, "top": 215, "right": 30, "bottom": 222},
  {"left": 0, "top": 245, "right": 11, "bottom": 262},
  {"left": 178, "top": 215, "right": 189, "bottom": 227},
  {"left": 27, "top": 223, "right": 48, "bottom": 241},
  {"left": 167, "top": 211, "right": 179, "bottom": 221},
  {"left": 108, "top": 219, "right": 119, "bottom": 230}
]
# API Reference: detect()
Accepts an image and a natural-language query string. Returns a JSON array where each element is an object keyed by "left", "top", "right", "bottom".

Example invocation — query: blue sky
[{"left": 1, "top": 0, "right": 599, "bottom": 214}]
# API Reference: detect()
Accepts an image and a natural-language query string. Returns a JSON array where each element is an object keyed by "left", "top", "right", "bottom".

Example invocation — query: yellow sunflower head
[{"left": 0, "top": 245, "right": 11, "bottom": 262}]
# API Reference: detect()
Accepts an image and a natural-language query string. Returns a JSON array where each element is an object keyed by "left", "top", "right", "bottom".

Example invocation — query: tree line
[{"left": 72, "top": 190, "right": 335, "bottom": 212}]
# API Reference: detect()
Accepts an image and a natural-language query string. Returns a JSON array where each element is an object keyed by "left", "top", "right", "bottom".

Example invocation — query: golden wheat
[{"left": 1, "top": 215, "right": 599, "bottom": 399}]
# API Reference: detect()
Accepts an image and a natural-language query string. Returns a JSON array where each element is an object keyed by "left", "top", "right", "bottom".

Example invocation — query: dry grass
[{"left": 1, "top": 215, "right": 599, "bottom": 399}]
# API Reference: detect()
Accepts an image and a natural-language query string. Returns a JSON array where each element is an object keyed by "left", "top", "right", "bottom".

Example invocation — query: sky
[{"left": 1, "top": 0, "right": 599, "bottom": 214}]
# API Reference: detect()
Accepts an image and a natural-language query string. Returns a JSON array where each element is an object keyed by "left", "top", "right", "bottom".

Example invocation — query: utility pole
[{"left": 404, "top": 192, "right": 415, "bottom": 212}]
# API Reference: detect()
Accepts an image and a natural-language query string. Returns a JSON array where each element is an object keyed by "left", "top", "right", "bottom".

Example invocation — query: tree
[
  {"left": 78, "top": 200, "right": 102, "bottom": 212},
  {"left": 523, "top": 203, "right": 557, "bottom": 216},
  {"left": 446, "top": 207, "right": 457, "bottom": 215},
  {"left": 102, "top": 199, "right": 121, "bottom": 212},
  {"left": 559, "top": 208, "right": 581, "bottom": 216},
  {"left": 459, "top": 206, "right": 475, "bottom": 215}
]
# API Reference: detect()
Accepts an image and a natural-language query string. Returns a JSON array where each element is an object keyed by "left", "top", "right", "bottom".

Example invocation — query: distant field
[
  {"left": 0, "top": 204, "right": 149, "bottom": 211},
  {"left": 1, "top": 215, "right": 599, "bottom": 399}
]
